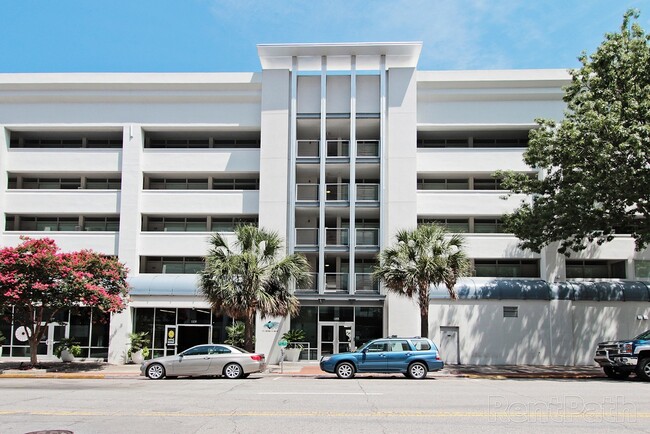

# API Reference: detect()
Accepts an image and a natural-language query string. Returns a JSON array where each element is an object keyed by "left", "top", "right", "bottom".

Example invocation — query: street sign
[{"left": 278, "top": 339, "right": 288, "bottom": 347}]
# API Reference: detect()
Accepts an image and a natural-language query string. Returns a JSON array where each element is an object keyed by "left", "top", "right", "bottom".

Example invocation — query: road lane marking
[
  {"left": 1, "top": 410, "right": 649, "bottom": 419},
  {"left": 258, "top": 392, "right": 383, "bottom": 395}
]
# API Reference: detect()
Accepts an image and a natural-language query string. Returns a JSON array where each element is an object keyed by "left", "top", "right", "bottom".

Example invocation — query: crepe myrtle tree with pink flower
[{"left": 0, "top": 237, "right": 129, "bottom": 365}]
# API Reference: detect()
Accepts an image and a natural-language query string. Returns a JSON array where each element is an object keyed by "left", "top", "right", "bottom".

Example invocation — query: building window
[
  {"left": 417, "top": 138, "right": 469, "bottom": 148},
  {"left": 503, "top": 306, "right": 519, "bottom": 318},
  {"left": 140, "top": 257, "right": 205, "bottom": 274},
  {"left": 145, "top": 217, "right": 208, "bottom": 232},
  {"left": 474, "top": 219, "right": 505, "bottom": 233},
  {"left": 9, "top": 135, "right": 122, "bottom": 148},
  {"left": 566, "top": 260, "right": 626, "bottom": 279},
  {"left": 473, "top": 259, "right": 539, "bottom": 278},
  {"left": 417, "top": 134, "right": 529, "bottom": 149},
  {"left": 417, "top": 178, "right": 469, "bottom": 190},
  {"left": 14, "top": 216, "right": 79, "bottom": 231},
  {"left": 635, "top": 260, "right": 650, "bottom": 280},
  {"left": 84, "top": 217, "right": 120, "bottom": 232},
  {"left": 86, "top": 178, "right": 121, "bottom": 190},
  {"left": 418, "top": 218, "right": 469, "bottom": 233},
  {"left": 148, "top": 178, "right": 209, "bottom": 190},
  {"left": 211, "top": 217, "right": 258, "bottom": 232},
  {"left": 212, "top": 179, "right": 260, "bottom": 190},
  {"left": 145, "top": 136, "right": 260, "bottom": 149},
  {"left": 21, "top": 178, "right": 82, "bottom": 189},
  {"left": 473, "top": 178, "right": 504, "bottom": 190}
]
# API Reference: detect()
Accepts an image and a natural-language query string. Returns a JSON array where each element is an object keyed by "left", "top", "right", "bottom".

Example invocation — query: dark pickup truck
[{"left": 594, "top": 330, "right": 650, "bottom": 381}]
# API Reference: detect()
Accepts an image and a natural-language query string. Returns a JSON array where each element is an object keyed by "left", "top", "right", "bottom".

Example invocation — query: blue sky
[{"left": 0, "top": 0, "right": 648, "bottom": 73}]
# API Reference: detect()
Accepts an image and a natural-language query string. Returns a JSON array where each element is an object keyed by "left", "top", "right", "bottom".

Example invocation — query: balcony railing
[
  {"left": 356, "top": 184, "right": 379, "bottom": 202},
  {"left": 325, "top": 273, "right": 349, "bottom": 293},
  {"left": 296, "top": 228, "right": 318, "bottom": 246},
  {"left": 357, "top": 140, "right": 379, "bottom": 158},
  {"left": 296, "top": 273, "right": 319, "bottom": 293},
  {"left": 326, "top": 140, "right": 350, "bottom": 158},
  {"left": 296, "top": 184, "right": 319, "bottom": 201},
  {"left": 325, "top": 228, "right": 349, "bottom": 246},
  {"left": 296, "top": 140, "right": 319, "bottom": 158},
  {"left": 356, "top": 228, "right": 379, "bottom": 246},
  {"left": 355, "top": 273, "right": 379, "bottom": 293},
  {"left": 326, "top": 183, "right": 349, "bottom": 202}
]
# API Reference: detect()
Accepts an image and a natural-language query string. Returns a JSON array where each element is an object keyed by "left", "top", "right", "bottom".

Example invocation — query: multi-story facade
[{"left": 1, "top": 43, "right": 648, "bottom": 365}]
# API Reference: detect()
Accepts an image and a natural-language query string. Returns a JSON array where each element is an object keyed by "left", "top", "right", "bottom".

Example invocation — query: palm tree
[
  {"left": 373, "top": 224, "right": 471, "bottom": 338},
  {"left": 200, "top": 225, "right": 311, "bottom": 351}
]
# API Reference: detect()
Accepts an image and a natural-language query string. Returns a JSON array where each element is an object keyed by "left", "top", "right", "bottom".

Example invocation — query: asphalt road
[{"left": 0, "top": 375, "right": 648, "bottom": 433}]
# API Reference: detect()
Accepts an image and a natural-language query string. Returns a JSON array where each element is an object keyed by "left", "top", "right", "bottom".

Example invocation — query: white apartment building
[{"left": 1, "top": 43, "right": 648, "bottom": 366}]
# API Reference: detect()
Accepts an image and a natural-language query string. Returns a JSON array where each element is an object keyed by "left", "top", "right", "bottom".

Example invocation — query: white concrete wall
[
  {"left": 429, "top": 300, "right": 650, "bottom": 366},
  {"left": 385, "top": 67, "right": 420, "bottom": 336}
]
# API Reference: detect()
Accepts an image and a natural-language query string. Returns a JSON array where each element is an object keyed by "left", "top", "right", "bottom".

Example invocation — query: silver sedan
[{"left": 140, "top": 344, "right": 266, "bottom": 380}]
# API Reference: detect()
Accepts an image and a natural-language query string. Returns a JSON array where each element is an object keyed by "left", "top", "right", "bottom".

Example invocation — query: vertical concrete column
[
  {"left": 541, "top": 242, "right": 565, "bottom": 282},
  {"left": 0, "top": 128, "right": 9, "bottom": 244},
  {"left": 257, "top": 68, "right": 291, "bottom": 360},
  {"left": 349, "top": 56, "right": 357, "bottom": 294},
  {"left": 384, "top": 67, "right": 420, "bottom": 337},
  {"left": 108, "top": 124, "right": 143, "bottom": 364}
]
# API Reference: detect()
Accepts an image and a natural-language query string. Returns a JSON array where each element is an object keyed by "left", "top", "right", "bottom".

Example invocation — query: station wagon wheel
[
  {"left": 335, "top": 362, "right": 355, "bottom": 379},
  {"left": 408, "top": 362, "right": 427, "bottom": 379},
  {"left": 224, "top": 363, "right": 243, "bottom": 379},
  {"left": 146, "top": 363, "right": 165, "bottom": 380}
]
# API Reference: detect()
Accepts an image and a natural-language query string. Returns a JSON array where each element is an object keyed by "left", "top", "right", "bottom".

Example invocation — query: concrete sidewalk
[{"left": 0, "top": 360, "right": 607, "bottom": 380}]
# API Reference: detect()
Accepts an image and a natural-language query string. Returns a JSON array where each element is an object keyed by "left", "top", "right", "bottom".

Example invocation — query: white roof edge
[
  {"left": 417, "top": 69, "right": 571, "bottom": 82},
  {"left": 257, "top": 42, "right": 423, "bottom": 69},
  {"left": 0, "top": 72, "right": 262, "bottom": 85}
]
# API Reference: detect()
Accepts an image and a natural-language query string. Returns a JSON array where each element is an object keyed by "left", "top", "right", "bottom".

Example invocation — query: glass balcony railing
[
  {"left": 356, "top": 228, "right": 379, "bottom": 246},
  {"left": 296, "top": 273, "right": 319, "bottom": 293},
  {"left": 356, "top": 140, "right": 379, "bottom": 158},
  {"left": 324, "top": 273, "right": 349, "bottom": 293},
  {"left": 326, "top": 183, "right": 349, "bottom": 201},
  {"left": 326, "top": 140, "right": 350, "bottom": 158},
  {"left": 296, "top": 184, "right": 319, "bottom": 201},
  {"left": 325, "top": 228, "right": 349, "bottom": 246},
  {"left": 355, "top": 273, "right": 379, "bottom": 293},
  {"left": 296, "top": 140, "right": 319, "bottom": 158},
  {"left": 295, "top": 228, "right": 318, "bottom": 246},
  {"left": 356, "top": 184, "right": 379, "bottom": 201}
]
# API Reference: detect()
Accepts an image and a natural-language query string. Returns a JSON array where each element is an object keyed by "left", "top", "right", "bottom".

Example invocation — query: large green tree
[
  {"left": 199, "top": 225, "right": 310, "bottom": 351},
  {"left": 499, "top": 10, "right": 650, "bottom": 255},
  {"left": 373, "top": 224, "right": 471, "bottom": 338}
]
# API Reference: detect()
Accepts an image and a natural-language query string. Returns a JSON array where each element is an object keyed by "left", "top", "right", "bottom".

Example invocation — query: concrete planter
[
  {"left": 131, "top": 349, "right": 145, "bottom": 364},
  {"left": 284, "top": 348, "right": 302, "bottom": 362},
  {"left": 60, "top": 349, "right": 75, "bottom": 362}
]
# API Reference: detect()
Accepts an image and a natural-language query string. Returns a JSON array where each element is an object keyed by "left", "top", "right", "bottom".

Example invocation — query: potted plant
[
  {"left": 128, "top": 332, "right": 150, "bottom": 364},
  {"left": 282, "top": 329, "right": 306, "bottom": 362},
  {"left": 54, "top": 338, "right": 82, "bottom": 362}
]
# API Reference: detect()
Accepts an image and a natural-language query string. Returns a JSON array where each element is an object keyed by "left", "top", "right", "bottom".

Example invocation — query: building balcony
[
  {"left": 416, "top": 148, "right": 528, "bottom": 173},
  {"left": 296, "top": 184, "right": 319, "bottom": 202},
  {"left": 356, "top": 228, "right": 379, "bottom": 248},
  {"left": 142, "top": 148, "right": 260, "bottom": 173},
  {"left": 296, "top": 272, "right": 319, "bottom": 294},
  {"left": 356, "top": 140, "right": 380, "bottom": 159},
  {"left": 326, "top": 183, "right": 349, "bottom": 202},
  {"left": 5, "top": 148, "right": 122, "bottom": 173},
  {"left": 3, "top": 190, "right": 120, "bottom": 214},
  {"left": 355, "top": 273, "right": 379, "bottom": 294},
  {"left": 140, "top": 190, "right": 259, "bottom": 215},
  {"left": 356, "top": 184, "right": 380, "bottom": 204},
  {"left": 1, "top": 232, "right": 118, "bottom": 255},
  {"left": 325, "top": 272, "right": 349, "bottom": 293},
  {"left": 417, "top": 191, "right": 529, "bottom": 216},
  {"left": 296, "top": 140, "right": 379, "bottom": 160}
]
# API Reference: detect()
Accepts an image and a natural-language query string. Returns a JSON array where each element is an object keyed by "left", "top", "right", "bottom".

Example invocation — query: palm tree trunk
[
  {"left": 420, "top": 310, "right": 429, "bottom": 338},
  {"left": 419, "top": 285, "right": 429, "bottom": 338},
  {"left": 244, "top": 313, "right": 255, "bottom": 352}
]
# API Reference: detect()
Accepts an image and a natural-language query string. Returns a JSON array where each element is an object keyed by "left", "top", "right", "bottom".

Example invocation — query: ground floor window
[
  {"left": 566, "top": 260, "right": 626, "bottom": 279},
  {"left": 132, "top": 307, "right": 232, "bottom": 358},
  {"left": 290, "top": 305, "right": 383, "bottom": 360},
  {"left": 0, "top": 307, "right": 109, "bottom": 358}
]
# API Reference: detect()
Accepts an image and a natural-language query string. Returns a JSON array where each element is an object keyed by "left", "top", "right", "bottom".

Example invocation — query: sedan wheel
[
  {"left": 335, "top": 362, "right": 355, "bottom": 379},
  {"left": 224, "top": 363, "right": 243, "bottom": 379},
  {"left": 408, "top": 362, "right": 427, "bottom": 379},
  {"left": 146, "top": 363, "right": 165, "bottom": 380}
]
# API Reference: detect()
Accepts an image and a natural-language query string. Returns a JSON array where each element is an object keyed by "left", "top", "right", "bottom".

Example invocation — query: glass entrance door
[
  {"left": 319, "top": 322, "right": 354, "bottom": 359},
  {"left": 38, "top": 323, "right": 68, "bottom": 356}
]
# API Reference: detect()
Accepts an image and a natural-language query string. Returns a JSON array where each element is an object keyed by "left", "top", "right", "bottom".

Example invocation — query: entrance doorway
[
  {"left": 319, "top": 322, "right": 354, "bottom": 359},
  {"left": 176, "top": 325, "right": 210, "bottom": 353},
  {"left": 37, "top": 323, "right": 69, "bottom": 356},
  {"left": 439, "top": 326, "right": 460, "bottom": 365}
]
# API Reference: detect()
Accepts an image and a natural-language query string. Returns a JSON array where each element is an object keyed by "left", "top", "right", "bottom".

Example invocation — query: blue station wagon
[{"left": 319, "top": 337, "right": 444, "bottom": 379}]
